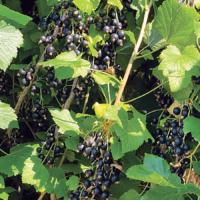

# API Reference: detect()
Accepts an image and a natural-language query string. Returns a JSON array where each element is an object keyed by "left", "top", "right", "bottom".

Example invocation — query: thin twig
[
  {"left": 82, "top": 86, "right": 91, "bottom": 114},
  {"left": 6, "top": 49, "right": 46, "bottom": 138},
  {"left": 25, "top": 121, "right": 36, "bottom": 139},
  {"left": 114, "top": 1, "right": 153, "bottom": 106},
  {"left": 63, "top": 77, "right": 79, "bottom": 109},
  {"left": 58, "top": 148, "right": 68, "bottom": 167}
]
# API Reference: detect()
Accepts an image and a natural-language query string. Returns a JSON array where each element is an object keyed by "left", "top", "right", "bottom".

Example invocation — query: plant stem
[
  {"left": 114, "top": 1, "right": 153, "bottom": 106},
  {"left": 63, "top": 77, "right": 79, "bottom": 109},
  {"left": 124, "top": 80, "right": 168, "bottom": 104},
  {"left": 58, "top": 148, "right": 68, "bottom": 167},
  {"left": 25, "top": 121, "right": 36, "bottom": 139},
  {"left": 82, "top": 87, "right": 91, "bottom": 114},
  {"left": 145, "top": 109, "right": 163, "bottom": 116},
  {"left": 0, "top": 148, "right": 8, "bottom": 155},
  {"left": 186, "top": 143, "right": 200, "bottom": 158}
]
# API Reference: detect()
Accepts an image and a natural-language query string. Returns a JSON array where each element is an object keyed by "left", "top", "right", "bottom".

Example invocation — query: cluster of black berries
[
  {"left": 192, "top": 76, "right": 200, "bottom": 85},
  {"left": 18, "top": 67, "right": 35, "bottom": 87},
  {"left": 153, "top": 83, "right": 173, "bottom": 109},
  {"left": 0, "top": 69, "right": 11, "bottom": 95},
  {"left": 149, "top": 105, "right": 199, "bottom": 181},
  {"left": 36, "top": 126, "right": 64, "bottom": 164},
  {"left": 68, "top": 133, "right": 122, "bottom": 200}
]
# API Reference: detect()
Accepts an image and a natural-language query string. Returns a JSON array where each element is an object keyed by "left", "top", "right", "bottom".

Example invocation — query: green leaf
[
  {"left": 122, "top": 151, "right": 142, "bottom": 173},
  {"left": 107, "top": 0, "right": 123, "bottom": 10},
  {"left": 61, "top": 164, "right": 82, "bottom": 175},
  {"left": 66, "top": 150, "right": 76, "bottom": 162},
  {"left": 35, "top": 132, "right": 46, "bottom": 140},
  {"left": 10, "top": 64, "right": 27, "bottom": 70},
  {"left": 66, "top": 176, "right": 79, "bottom": 190},
  {"left": 0, "top": 176, "right": 4, "bottom": 189},
  {"left": 194, "top": 21, "right": 200, "bottom": 38},
  {"left": 49, "top": 108, "right": 79, "bottom": 135},
  {"left": 88, "top": 42, "right": 98, "bottom": 56},
  {"left": 0, "top": 21, "right": 23, "bottom": 71},
  {"left": 0, "top": 187, "right": 16, "bottom": 200},
  {"left": 110, "top": 136, "right": 124, "bottom": 160},
  {"left": 141, "top": 50, "right": 154, "bottom": 60},
  {"left": 119, "top": 189, "right": 140, "bottom": 200},
  {"left": 22, "top": 156, "right": 49, "bottom": 190},
  {"left": 0, "top": 5, "right": 31, "bottom": 26},
  {"left": 153, "top": 0, "right": 199, "bottom": 49},
  {"left": 0, "top": 143, "right": 39, "bottom": 177},
  {"left": 92, "top": 102, "right": 110, "bottom": 119},
  {"left": 159, "top": 45, "right": 200, "bottom": 76},
  {"left": 73, "top": 0, "right": 100, "bottom": 15},
  {"left": 91, "top": 71, "right": 120, "bottom": 88},
  {"left": 0, "top": 101, "right": 18, "bottom": 129},
  {"left": 192, "top": 101, "right": 200, "bottom": 113},
  {"left": 141, "top": 185, "right": 184, "bottom": 200},
  {"left": 183, "top": 116, "right": 200, "bottom": 142},
  {"left": 44, "top": 167, "right": 68, "bottom": 198},
  {"left": 124, "top": 31, "right": 136, "bottom": 44},
  {"left": 65, "top": 136, "right": 79, "bottom": 151},
  {"left": 158, "top": 45, "right": 200, "bottom": 92},
  {"left": 144, "top": 22, "right": 165, "bottom": 50},
  {"left": 193, "top": 161, "right": 200, "bottom": 175},
  {"left": 40, "top": 51, "right": 90, "bottom": 79},
  {"left": 36, "top": 0, "right": 52, "bottom": 19},
  {"left": 47, "top": 0, "right": 61, "bottom": 6},
  {"left": 104, "top": 105, "right": 128, "bottom": 128},
  {"left": 114, "top": 108, "right": 154, "bottom": 153},
  {"left": 126, "top": 154, "right": 180, "bottom": 187}
]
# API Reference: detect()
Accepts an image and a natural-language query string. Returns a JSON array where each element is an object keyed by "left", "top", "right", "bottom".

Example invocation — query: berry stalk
[{"left": 114, "top": 0, "right": 153, "bottom": 106}]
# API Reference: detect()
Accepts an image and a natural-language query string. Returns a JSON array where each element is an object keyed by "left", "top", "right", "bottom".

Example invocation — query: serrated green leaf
[
  {"left": 159, "top": 45, "right": 200, "bottom": 76},
  {"left": 107, "top": 0, "right": 123, "bottom": 10},
  {"left": 124, "top": 31, "right": 136, "bottom": 44},
  {"left": 0, "top": 143, "right": 39, "bottom": 177},
  {"left": 0, "top": 101, "right": 18, "bottom": 129},
  {"left": 0, "top": 21, "right": 23, "bottom": 71},
  {"left": 92, "top": 102, "right": 110, "bottom": 119},
  {"left": 0, "top": 176, "right": 4, "bottom": 189},
  {"left": 61, "top": 164, "right": 82, "bottom": 175},
  {"left": 141, "top": 185, "right": 184, "bottom": 200},
  {"left": 10, "top": 64, "right": 27, "bottom": 70},
  {"left": 0, "top": 187, "right": 16, "bottom": 200},
  {"left": 22, "top": 156, "right": 49, "bottom": 189},
  {"left": 44, "top": 167, "right": 68, "bottom": 198},
  {"left": 122, "top": 151, "right": 142, "bottom": 173},
  {"left": 141, "top": 50, "right": 154, "bottom": 60},
  {"left": 91, "top": 72, "right": 120, "bottom": 88},
  {"left": 104, "top": 105, "right": 128, "bottom": 128},
  {"left": 126, "top": 154, "right": 181, "bottom": 187},
  {"left": 73, "top": 0, "right": 100, "bottom": 15},
  {"left": 193, "top": 161, "right": 200, "bottom": 175},
  {"left": 36, "top": 0, "right": 52, "bottom": 19},
  {"left": 65, "top": 136, "right": 79, "bottom": 151},
  {"left": 119, "top": 189, "right": 140, "bottom": 200},
  {"left": 183, "top": 116, "right": 200, "bottom": 142},
  {"left": 144, "top": 22, "right": 165, "bottom": 51},
  {"left": 153, "top": 0, "right": 199, "bottom": 49},
  {"left": 0, "top": 5, "right": 31, "bottom": 26},
  {"left": 114, "top": 108, "right": 154, "bottom": 153},
  {"left": 40, "top": 51, "right": 90, "bottom": 79},
  {"left": 110, "top": 136, "right": 124, "bottom": 160},
  {"left": 66, "top": 150, "right": 76, "bottom": 162},
  {"left": 49, "top": 108, "right": 79, "bottom": 135},
  {"left": 158, "top": 45, "right": 200, "bottom": 92},
  {"left": 66, "top": 176, "right": 79, "bottom": 190}
]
